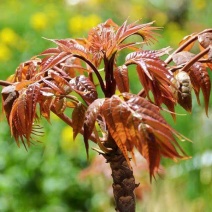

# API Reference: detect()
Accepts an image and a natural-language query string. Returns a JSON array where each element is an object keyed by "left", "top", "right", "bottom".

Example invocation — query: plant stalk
[
  {"left": 103, "top": 146, "right": 137, "bottom": 212},
  {"left": 0, "top": 80, "right": 13, "bottom": 86}
]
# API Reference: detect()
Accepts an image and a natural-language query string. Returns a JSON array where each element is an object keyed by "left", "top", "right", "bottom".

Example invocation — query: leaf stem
[
  {"left": 51, "top": 109, "right": 97, "bottom": 143},
  {"left": 164, "top": 28, "right": 212, "bottom": 65},
  {"left": 74, "top": 55, "right": 106, "bottom": 95},
  {"left": 138, "top": 89, "right": 146, "bottom": 97},
  {"left": 164, "top": 36, "right": 198, "bottom": 65},
  {"left": 93, "top": 127, "right": 112, "bottom": 153},
  {"left": 0, "top": 80, "right": 13, "bottom": 86},
  {"left": 104, "top": 54, "right": 116, "bottom": 97},
  {"left": 181, "top": 47, "right": 210, "bottom": 72}
]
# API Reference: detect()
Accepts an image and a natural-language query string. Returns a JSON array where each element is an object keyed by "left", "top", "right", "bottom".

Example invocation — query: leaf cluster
[{"left": 1, "top": 19, "right": 211, "bottom": 179}]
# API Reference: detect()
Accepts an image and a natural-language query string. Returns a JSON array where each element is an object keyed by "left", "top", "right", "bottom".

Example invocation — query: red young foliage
[{"left": 1, "top": 20, "right": 211, "bottom": 181}]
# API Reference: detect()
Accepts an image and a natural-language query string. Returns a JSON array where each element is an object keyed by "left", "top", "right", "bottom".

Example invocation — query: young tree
[{"left": 0, "top": 19, "right": 211, "bottom": 212}]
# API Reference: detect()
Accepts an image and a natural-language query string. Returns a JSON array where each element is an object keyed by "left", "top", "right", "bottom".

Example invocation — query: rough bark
[{"left": 104, "top": 149, "right": 137, "bottom": 212}]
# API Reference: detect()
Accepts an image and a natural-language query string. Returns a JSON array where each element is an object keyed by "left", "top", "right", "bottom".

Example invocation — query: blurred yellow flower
[
  {"left": 85, "top": 14, "right": 102, "bottom": 30},
  {"left": 69, "top": 14, "right": 101, "bottom": 35},
  {"left": 69, "top": 15, "right": 84, "bottom": 34},
  {"left": 62, "top": 126, "right": 73, "bottom": 143},
  {"left": 193, "top": 0, "right": 206, "bottom": 10},
  {"left": 0, "top": 27, "right": 27, "bottom": 52},
  {"left": 30, "top": 12, "right": 48, "bottom": 31},
  {"left": 61, "top": 126, "right": 79, "bottom": 152},
  {"left": 131, "top": 5, "right": 147, "bottom": 20},
  {"left": 153, "top": 12, "right": 168, "bottom": 26},
  {"left": 0, "top": 43, "right": 11, "bottom": 61},
  {"left": 0, "top": 28, "right": 19, "bottom": 46}
]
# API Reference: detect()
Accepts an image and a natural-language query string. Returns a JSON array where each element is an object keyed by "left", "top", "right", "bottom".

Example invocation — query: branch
[
  {"left": 164, "top": 36, "right": 197, "bottom": 65},
  {"left": 164, "top": 29, "right": 212, "bottom": 65},
  {"left": 138, "top": 89, "right": 146, "bottom": 97},
  {"left": 104, "top": 149, "right": 137, "bottom": 212},
  {"left": 0, "top": 80, "right": 13, "bottom": 87},
  {"left": 181, "top": 47, "right": 210, "bottom": 73},
  {"left": 74, "top": 55, "right": 106, "bottom": 95},
  {"left": 104, "top": 53, "right": 116, "bottom": 97},
  {"left": 51, "top": 109, "right": 98, "bottom": 144}
]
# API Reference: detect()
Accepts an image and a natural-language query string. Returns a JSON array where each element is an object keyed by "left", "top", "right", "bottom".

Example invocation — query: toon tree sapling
[{"left": 0, "top": 19, "right": 211, "bottom": 212}]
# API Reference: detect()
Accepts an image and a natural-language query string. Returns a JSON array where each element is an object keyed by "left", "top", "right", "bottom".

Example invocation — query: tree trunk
[{"left": 103, "top": 148, "right": 137, "bottom": 212}]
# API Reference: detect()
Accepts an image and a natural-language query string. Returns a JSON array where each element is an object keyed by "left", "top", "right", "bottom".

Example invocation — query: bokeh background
[{"left": 0, "top": 0, "right": 211, "bottom": 211}]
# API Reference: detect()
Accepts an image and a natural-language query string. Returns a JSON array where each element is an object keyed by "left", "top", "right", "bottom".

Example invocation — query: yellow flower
[
  {"left": 84, "top": 14, "right": 101, "bottom": 30},
  {"left": 0, "top": 28, "right": 26, "bottom": 51},
  {"left": 61, "top": 126, "right": 79, "bottom": 152},
  {"left": 131, "top": 5, "right": 147, "bottom": 20},
  {"left": 193, "top": 0, "right": 206, "bottom": 10},
  {"left": 152, "top": 12, "right": 168, "bottom": 26},
  {"left": 0, "top": 28, "right": 19, "bottom": 46},
  {"left": 69, "top": 15, "right": 84, "bottom": 34},
  {"left": 30, "top": 12, "right": 48, "bottom": 31},
  {"left": 0, "top": 43, "right": 11, "bottom": 61},
  {"left": 69, "top": 14, "right": 101, "bottom": 35}
]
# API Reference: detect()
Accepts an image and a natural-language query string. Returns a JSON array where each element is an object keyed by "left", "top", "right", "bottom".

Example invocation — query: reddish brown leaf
[
  {"left": 123, "top": 93, "right": 164, "bottom": 123},
  {"left": 114, "top": 65, "right": 129, "bottom": 93},
  {"left": 178, "top": 33, "right": 197, "bottom": 51},
  {"left": 72, "top": 102, "right": 86, "bottom": 140},
  {"left": 13, "top": 58, "right": 41, "bottom": 82},
  {"left": 69, "top": 75, "right": 97, "bottom": 104},
  {"left": 71, "top": 43, "right": 89, "bottom": 59},
  {"left": 41, "top": 52, "right": 71, "bottom": 72},
  {"left": 144, "top": 47, "right": 172, "bottom": 57},
  {"left": 1, "top": 19, "right": 198, "bottom": 182},
  {"left": 115, "top": 19, "right": 128, "bottom": 42},
  {"left": 123, "top": 93, "right": 187, "bottom": 157},
  {"left": 125, "top": 50, "right": 175, "bottom": 106},
  {"left": 136, "top": 25, "right": 160, "bottom": 45},
  {"left": 15, "top": 81, "right": 33, "bottom": 91},
  {"left": 40, "top": 97, "right": 54, "bottom": 122},
  {"left": 42, "top": 78, "right": 64, "bottom": 94},
  {"left": 172, "top": 51, "right": 195, "bottom": 66},
  {"left": 116, "top": 20, "right": 158, "bottom": 45},
  {"left": 125, "top": 51, "right": 171, "bottom": 83},
  {"left": 143, "top": 118, "right": 187, "bottom": 155},
  {"left": 41, "top": 47, "right": 61, "bottom": 55},
  {"left": 9, "top": 84, "right": 41, "bottom": 147},
  {"left": 100, "top": 93, "right": 187, "bottom": 177},
  {"left": 1, "top": 85, "right": 18, "bottom": 121},
  {"left": 44, "top": 38, "right": 74, "bottom": 52},
  {"left": 127, "top": 96, "right": 178, "bottom": 148},
  {"left": 49, "top": 71, "right": 72, "bottom": 94},
  {"left": 84, "top": 99, "right": 105, "bottom": 140},
  {"left": 198, "top": 32, "right": 212, "bottom": 49},
  {"left": 47, "top": 38, "right": 89, "bottom": 59},
  {"left": 87, "top": 22, "right": 116, "bottom": 64},
  {"left": 53, "top": 97, "right": 67, "bottom": 114},
  {"left": 100, "top": 96, "right": 132, "bottom": 166},
  {"left": 83, "top": 99, "right": 105, "bottom": 157},
  {"left": 190, "top": 62, "right": 211, "bottom": 116},
  {"left": 9, "top": 94, "right": 27, "bottom": 145},
  {"left": 172, "top": 52, "right": 211, "bottom": 115},
  {"left": 139, "top": 125, "right": 161, "bottom": 181},
  {"left": 126, "top": 51, "right": 152, "bottom": 79},
  {"left": 25, "top": 83, "right": 40, "bottom": 128}
]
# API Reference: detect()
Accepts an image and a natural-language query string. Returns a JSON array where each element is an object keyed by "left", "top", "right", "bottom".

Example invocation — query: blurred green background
[{"left": 0, "top": 0, "right": 211, "bottom": 211}]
